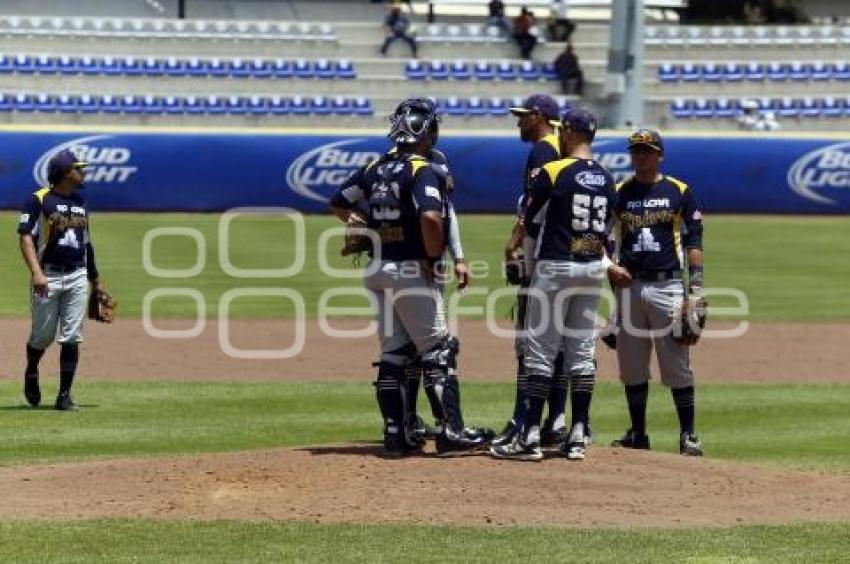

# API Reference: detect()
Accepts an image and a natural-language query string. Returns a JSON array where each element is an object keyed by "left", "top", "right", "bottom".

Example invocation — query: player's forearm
[
  {"left": 19, "top": 235, "right": 44, "bottom": 278},
  {"left": 687, "top": 248, "right": 704, "bottom": 289},
  {"left": 446, "top": 206, "right": 464, "bottom": 260},
  {"left": 420, "top": 212, "right": 444, "bottom": 258},
  {"left": 330, "top": 205, "right": 355, "bottom": 222}
]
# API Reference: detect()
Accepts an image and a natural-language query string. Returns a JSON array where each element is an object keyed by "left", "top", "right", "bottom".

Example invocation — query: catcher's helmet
[{"left": 388, "top": 98, "right": 440, "bottom": 145}]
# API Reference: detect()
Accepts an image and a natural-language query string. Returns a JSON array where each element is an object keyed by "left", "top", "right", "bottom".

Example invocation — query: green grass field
[{"left": 1, "top": 213, "right": 848, "bottom": 320}]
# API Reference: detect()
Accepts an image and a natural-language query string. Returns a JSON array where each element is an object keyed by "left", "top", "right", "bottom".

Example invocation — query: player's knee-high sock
[
  {"left": 545, "top": 352, "right": 568, "bottom": 431},
  {"left": 520, "top": 374, "right": 548, "bottom": 444},
  {"left": 625, "top": 382, "right": 649, "bottom": 435},
  {"left": 25, "top": 344, "right": 45, "bottom": 379},
  {"left": 404, "top": 365, "right": 421, "bottom": 419},
  {"left": 672, "top": 386, "right": 695, "bottom": 435},
  {"left": 570, "top": 372, "right": 595, "bottom": 430},
  {"left": 59, "top": 343, "right": 79, "bottom": 395},
  {"left": 511, "top": 355, "right": 527, "bottom": 427}
]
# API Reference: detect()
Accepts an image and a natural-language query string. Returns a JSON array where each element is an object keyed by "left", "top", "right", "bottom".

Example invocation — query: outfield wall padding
[{"left": 0, "top": 129, "right": 848, "bottom": 213}]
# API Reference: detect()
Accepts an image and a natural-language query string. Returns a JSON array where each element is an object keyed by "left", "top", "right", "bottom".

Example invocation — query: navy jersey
[
  {"left": 519, "top": 133, "right": 561, "bottom": 237},
  {"left": 524, "top": 158, "right": 617, "bottom": 262},
  {"left": 17, "top": 187, "right": 98, "bottom": 278},
  {"left": 330, "top": 151, "right": 446, "bottom": 261},
  {"left": 614, "top": 175, "right": 703, "bottom": 274}
]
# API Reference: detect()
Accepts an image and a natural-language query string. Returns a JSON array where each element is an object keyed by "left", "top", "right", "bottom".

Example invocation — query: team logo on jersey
[
  {"left": 286, "top": 139, "right": 381, "bottom": 203},
  {"left": 574, "top": 170, "right": 607, "bottom": 189},
  {"left": 787, "top": 141, "right": 850, "bottom": 205},
  {"left": 34, "top": 135, "right": 138, "bottom": 186}
]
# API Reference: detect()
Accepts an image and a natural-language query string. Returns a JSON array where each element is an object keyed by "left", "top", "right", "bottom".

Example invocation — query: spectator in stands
[
  {"left": 553, "top": 42, "right": 584, "bottom": 96},
  {"left": 487, "top": 0, "right": 510, "bottom": 35},
  {"left": 547, "top": 0, "right": 575, "bottom": 42},
  {"left": 512, "top": 7, "right": 538, "bottom": 60},
  {"left": 380, "top": 4, "right": 419, "bottom": 58}
]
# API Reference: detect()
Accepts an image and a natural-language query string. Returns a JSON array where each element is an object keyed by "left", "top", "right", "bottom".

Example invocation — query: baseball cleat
[
  {"left": 490, "top": 420, "right": 518, "bottom": 448},
  {"left": 611, "top": 428, "right": 650, "bottom": 450},
  {"left": 679, "top": 432, "right": 704, "bottom": 457},
  {"left": 54, "top": 392, "right": 78, "bottom": 412},
  {"left": 584, "top": 423, "right": 594, "bottom": 446},
  {"left": 408, "top": 414, "right": 437, "bottom": 443},
  {"left": 24, "top": 375, "right": 41, "bottom": 408},
  {"left": 435, "top": 428, "right": 490, "bottom": 457},
  {"left": 489, "top": 437, "right": 543, "bottom": 462},
  {"left": 560, "top": 424, "right": 587, "bottom": 461},
  {"left": 540, "top": 425, "right": 567, "bottom": 448}
]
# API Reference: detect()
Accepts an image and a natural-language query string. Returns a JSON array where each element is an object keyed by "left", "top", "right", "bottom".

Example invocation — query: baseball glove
[
  {"left": 340, "top": 213, "right": 371, "bottom": 257},
  {"left": 671, "top": 296, "right": 707, "bottom": 345},
  {"left": 504, "top": 251, "right": 528, "bottom": 285},
  {"left": 88, "top": 285, "right": 117, "bottom": 323}
]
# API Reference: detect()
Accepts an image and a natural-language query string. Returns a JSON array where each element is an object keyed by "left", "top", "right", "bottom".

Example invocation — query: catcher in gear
[
  {"left": 329, "top": 98, "right": 491, "bottom": 457},
  {"left": 18, "top": 149, "right": 108, "bottom": 411},
  {"left": 608, "top": 129, "right": 706, "bottom": 456}
]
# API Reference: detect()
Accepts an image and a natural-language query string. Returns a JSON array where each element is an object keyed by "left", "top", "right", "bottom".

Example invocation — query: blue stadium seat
[
  {"left": 99, "top": 94, "right": 121, "bottom": 114},
  {"left": 496, "top": 60, "right": 516, "bottom": 80},
  {"left": 702, "top": 62, "right": 722, "bottom": 82},
  {"left": 744, "top": 62, "right": 764, "bottom": 81},
  {"left": 120, "top": 56, "right": 143, "bottom": 76},
  {"left": 778, "top": 97, "right": 801, "bottom": 117},
  {"left": 487, "top": 96, "right": 509, "bottom": 116},
  {"left": 268, "top": 96, "right": 289, "bottom": 115},
  {"left": 843, "top": 97, "right": 850, "bottom": 117},
  {"left": 120, "top": 94, "right": 142, "bottom": 114},
  {"left": 141, "top": 94, "right": 164, "bottom": 114},
  {"left": 163, "top": 58, "right": 186, "bottom": 77},
  {"left": 204, "top": 95, "right": 226, "bottom": 115},
  {"left": 101, "top": 56, "right": 121, "bottom": 76},
  {"left": 336, "top": 59, "right": 356, "bottom": 79},
  {"left": 822, "top": 96, "right": 842, "bottom": 117},
  {"left": 722, "top": 62, "right": 743, "bottom": 82},
  {"left": 832, "top": 61, "right": 850, "bottom": 81},
  {"left": 519, "top": 60, "right": 541, "bottom": 81},
  {"left": 766, "top": 62, "right": 788, "bottom": 81},
  {"left": 34, "top": 93, "right": 56, "bottom": 112},
  {"left": 810, "top": 60, "right": 830, "bottom": 81},
  {"left": 225, "top": 95, "right": 249, "bottom": 115},
  {"left": 788, "top": 61, "right": 811, "bottom": 81},
  {"left": 353, "top": 96, "right": 373, "bottom": 116},
  {"left": 289, "top": 96, "right": 309, "bottom": 115},
  {"left": 331, "top": 96, "right": 353, "bottom": 115},
  {"left": 162, "top": 95, "right": 182, "bottom": 114},
  {"left": 247, "top": 95, "right": 268, "bottom": 115},
  {"left": 715, "top": 97, "right": 739, "bottom": 117},
  {"left": 77, "top": 94, "right": 97, "bottom": 113},
  {"left": 473, "top": 60, "right": 495, "bottom": 80},
  {"left": 444, "top": 96, "right": 466, "bottom": 116},
  {"left": 0, "top": 55, "right": 14, "bottom": 73},
  {"left": 141, "top": 57, "right": 163, "bottom": 76},
  {"left": 183, "top": 95, "right": 204, "bottom": 115},
  {"left": 228, "top": 58, "right": 251, "bottom": 78},
  {"left": 315, "top": 59, "right": 334, "bottom": 79},
  {"left": 541, "top": 62, "right": 558, "bottom": 81},
  {"left": 14, "top": 93, "right": 35, "bottom": 112},
  {"left": 271, "top": 59, "right": 292, "bottom": 78},
  {"left": 693, "top": 98, "right": 714, "bottom": 118},
  {"left": 249, "top": 58, "right": 272, "bottom": 78},
  {"left": 429, "top": 60, "right": 448, "bottom": 80},
  {"left": 0, "top": 93, "right": 11, "bottom": 112},
  {"left": 680, "top": 62, "right": 701, "bottom": 82},
  {"left": 800, "top": 97, "right": 821, "bottom": 117},
  {"left": 450, "top": 60, "right": 471, "bottom": 80},
  {"left": 77, "top": 56, "right": 99, "bottom": 75},
  {"left": 467, "top": 96, "right": 487, "bottom": 115},
  {"left": 34, "top": 55, "right": 56, "bottom": 74},
  {"left": 657, "top": 62, "right": 679, "bottom": 83},
  {"left": 13, "top": 54, "right": 34, "bottom": 74},
  {"left": 206, "top": 58, "right": 228, "bottom": 77},
  {"left": 56, "top": 93, "right": 76, "bottom": 113},
  {"left": 184, "top": 58, "right": 205, "bottom": 77},
  {"left": 670, "top": 98, "right": 693, "bottom": 118},
  {"left": 293, "top": 59, "right": 313, "bottom": 79},
  {"left": 406, "top": 60, "right": 426, "bottom": 80},
  {"left": 310, "top": 95, "right": 332, "bottom": 115}
]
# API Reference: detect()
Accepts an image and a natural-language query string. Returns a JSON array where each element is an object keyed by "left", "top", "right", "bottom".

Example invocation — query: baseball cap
[
  {"left": 509, "top": 94, "right": 561, "bottom": 126},
  {"left": 47, "top": 149, "right": 88, "bottom": 185},
  {"left": 628, "top": 128, "right": 664, "bottom": 153},
  {"left": 560, "top": 108, "right": 598, "bottom": 139}
]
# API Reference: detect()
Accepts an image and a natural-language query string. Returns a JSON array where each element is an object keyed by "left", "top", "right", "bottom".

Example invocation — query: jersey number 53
[{"left": 572, "top": 194, "right": 608, "bottom": 233}]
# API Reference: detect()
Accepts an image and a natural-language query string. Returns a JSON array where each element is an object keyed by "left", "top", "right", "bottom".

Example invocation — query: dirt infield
[
  {"left": 0, "top": 445, "right": 849, "bottom": 528},
  {"left": 0, "top": 318, "right": 848, "bottom": 383}
]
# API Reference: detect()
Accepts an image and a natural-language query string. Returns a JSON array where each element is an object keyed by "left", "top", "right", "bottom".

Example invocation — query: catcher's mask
[{"left": 388, "top": 98, "right": 440, "bottom": 146}]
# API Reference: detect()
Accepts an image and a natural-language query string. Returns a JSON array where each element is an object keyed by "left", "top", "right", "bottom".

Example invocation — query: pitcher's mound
[{"left": 1, "top": 445, "right": 849, "bottom": 528}]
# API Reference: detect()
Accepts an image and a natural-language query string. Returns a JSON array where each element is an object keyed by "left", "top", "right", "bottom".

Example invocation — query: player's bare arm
[{"left": 19, "top": 233, "right": 48, "bottom": 296}]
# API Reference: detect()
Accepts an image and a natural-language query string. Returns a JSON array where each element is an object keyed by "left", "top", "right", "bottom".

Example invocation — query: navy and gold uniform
[
  {"left": 615, "top": 175, "right": 703, "bottom": 277},
  {"left": 518, "top": 132, "right": 560, "bottom": 238}
]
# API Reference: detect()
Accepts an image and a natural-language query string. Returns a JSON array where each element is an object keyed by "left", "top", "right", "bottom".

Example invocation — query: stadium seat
[
  {"left": 289, "top": 95, "right": 309, "bottom": 115},
  {"left": 246, "top": 95, "right": 268, "bottom": 116},
  {"left": 541, "top": 62, "right": 558, "bottom": 81},
  {"left": 843, "top": 97, "right": 850, "bottom": 117},
  {"left": 56, "top": 93, "right": 75, "bottom": 113},
  {"left": 715, "top": 97, "right": 739, "bottom": 117},
  {"left": 729, "top": 26, "right": 749, "bottom": 46},
  {"left": 77, "top": 93, "right": 97, "bottom": 113},
  {"left": 268, "top": 96, "right": 289, "bottom": 115},
  {"left": 0, "top": 93, "right": 11, "bottom": 112},
  {"left": 314, "top": 59, "right": 334, "bottom": 79},
  {"left": 225, "top": 95, "right": 249, "bottom": 115},
  {"left": 228, "top": 58, "right": 251, "bottom": 78},
  {"left": 816, "top": 25, "right": 837, "bottom": 45},
  {"left": 670, "top": 98, "right": 693, "bottom": 118},
  {"left": 702, "top": 62, "right": 722, "bottom": 82},
  {"left": 496, "top": 60, "right": 517, "bottom": 80},
  {"left": 680, "top": 62, "right": 701, "bottom": 82},
  {"left": 685, "top": 26, "right": 706, "bottom": 47},
  {"left": 721, "top": 62, "right": 743, "bottom": 82},
  {"left": 99, "top": 94, "right": 120, "bottom": 114},
  {"left": 766, "top": 62, "right": 787, "bottom": 81},
  {"left": 464, "top": 23, "right": 487, "bottom": 43},
  {"left": 800, "top": 97, "right": 821, "bottom": 117},
  {"left": 487, "top": 96, "right": 509, "bottom": 116},
  {"left": 822, "top": 96, "right": 842, "bottom": 117},
  {"left": 662, "top": 26, "right": 684, "bottom": 47},
  {"left": 795, "top": 26, "right": 815, "bottom": 46},
  {"left": 811, "top": 61, "right": 830, "bottom": 81},
  {"left": 644, "top": 26, "right": 662, "bottom": 46},
  {"left": 657, "top": 62, "right": 679, "bottom": 83},
  {"left": 788, "top": 61, "right": 811, "bottom": 81},
  {"left": 421, "top": 24, "right": 444, "bottom": 43},
  {"left": 744, "top": 62, "right": 765, "bottom": 81},
  {"left": 444, "top": 96, "right": 466, "bottom": 116},
  {"left": 693, "top": 98, "right": 714, "bottom": 118},
  {"left": 467, "top": 96, "right": 487, "bottom": 116},
  {"left": 34, "top": 54, "right": 56, "bottom": 74},
  {"left": 162, "top": 95, "right": 182, "bottom": 114},
  {"left": 429, "top": 60, "right": 448, "bottom": 80},
  {"left": 519, "top": 60, "right": 541, "bottom": 80},
  {"left": 833, "top": 61, "right": 850, "bottom": 81},
  {"left": 331, "top": 95, "right": 353, "bottom": 115},
  {"left": 141, "top": 57, "right": 163, "bottom": 76},
  {"left": 450, "top": 60, "right": 471, "bottom": 80},
  {"left": 120, "top": 94, "right": 142, "bottom": 114},
  {"left": 34, "top": 93, "right": 56, "bottom": 112},
  {"left": 294, "top": 59, "right": 313, "bottom": 79},
  {"left": 353, "top": 96, "right": 373, "bottom": 116},
  {"left": 120, "top": 56, "right": 143, "bottom": 76},
  {"left": 203, "top": 95, "right": 225, "bottom": 115},
  {"left": 183, "top": 95, "right": 205, "bottom": 115},
  {"left": 271, "top": 59, "right": 292, "bottom": 78},
  {"left": 405, "top": 60, "right": 426, "bottom": 80},
  {"left": 778, "top": 97, "right": 801, "bottom": 117},
  {"left": 0, "top": 55, "right": 13, "bottom": 73},
  {"left": 310, "top": 95, "right": 332, "bottom": 115},
  {"left": 445, "top": 24, "right": 463, "bottom": 43},
  {"left": 336, "top": 59, "right": 356, "bottom": 79},
  {"left": 707, "top": 26, "right": 727, "bottom": 46},
  {"left": 101, "top": 56, "right": 120, "bottom": 76},
  {"left": 473, "top": 60, "right": 495, "bottom": 80},
  {"left": 750, "top": 26, "right": 771, "bottom": 46},
  {"left": 141, "top": 94, "right": 164, "bottom": 114},
  {"left": 13, "top": 54, "right": 34, "bottom": 74},
  {"left": 773, "top": 26, "right": 794, "bottom": 46},
  {"left": 206, "top": 58, "right": 228, "bottom": 77},
  {"left": 164, "top": 57, "right": 185, "bottom": 77}
]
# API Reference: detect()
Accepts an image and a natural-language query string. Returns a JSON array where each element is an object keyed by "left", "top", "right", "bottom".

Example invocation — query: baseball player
[
  {"left": 492, "top": 94, "right": 570, "bottom": 450},
  {"left": 18, "top": 149, "right": 103, "bottom": 411},
  {"left": 490, "top": 109, "right": 630, "bottom": 462},
  {"left": 329, "top": 98, "right": 491, "bottom": 457},
  {"left": 609, "top": 129, "right": 705, "bottom": 456}
]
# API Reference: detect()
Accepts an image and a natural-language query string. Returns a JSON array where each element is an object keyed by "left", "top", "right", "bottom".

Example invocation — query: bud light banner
[{"left": 0, "top": 128, "right": 848, "bottom": 213}]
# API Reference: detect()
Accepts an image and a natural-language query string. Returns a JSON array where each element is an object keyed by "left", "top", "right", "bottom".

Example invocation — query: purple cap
[
  {"left": 561, "top": 108, "right": 598, "bottom": 139},
  {"left": 509, "top": 94, "right": 560, "bottom": 123},
  {"left": 628, "top": 128, "right": 664, "bottom": 153},
  {"left": 47, "top": 149, "right": 87, "bottom": 185}
]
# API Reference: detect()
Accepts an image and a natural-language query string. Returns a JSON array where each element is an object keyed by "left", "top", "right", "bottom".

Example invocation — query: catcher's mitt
[
  {"left": 341, "top": 214, "right": 372, "bottom": 257},
  {"left": 88, "top": 285, "right": 117, "bottom": 323},
  {"left": 671, "top": 296, "right": 707, "bottom": 345}
]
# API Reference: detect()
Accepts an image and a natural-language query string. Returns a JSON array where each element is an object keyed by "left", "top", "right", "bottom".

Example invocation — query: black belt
[
  {"left": 634, "top": 269, "right": 683, "bottom": 282},
  {"left": 43, "top": 263, "right": 83, "bottom": 273}
]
